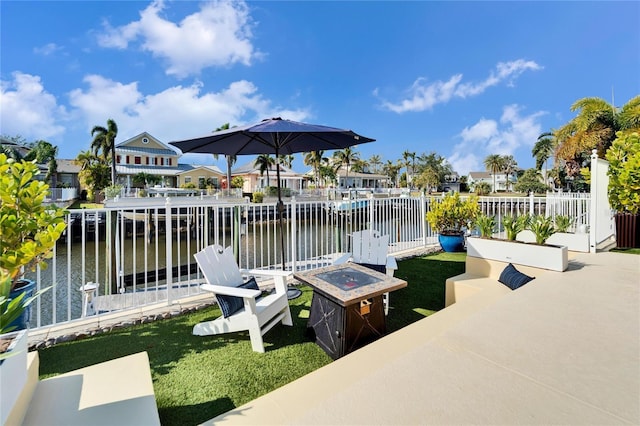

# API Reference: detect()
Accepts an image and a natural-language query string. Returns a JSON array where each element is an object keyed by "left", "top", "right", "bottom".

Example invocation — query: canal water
[{"left": 27, "top": 214, "right": 423, "bottom": 327}]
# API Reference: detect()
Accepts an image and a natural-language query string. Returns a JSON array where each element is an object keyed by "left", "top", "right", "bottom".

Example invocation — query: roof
[
  {"left": 232, "top": 161, "right": 301, "bottom": 177},
  {"left": 176, "top": 164, "right": 224, "bottom": 175},
  {"left": 56, "top": 159, "right": 82, "bottom": 173},
  {"left": 116, "top": 132, "right": 179, "bottom": 156},
  {"left": 116, "top": 164, "right": 192, "bottom": 176},
  {"left": 117, "top": 146, "right": 178, "bottom": 156},
  {"left": 468, "top": 171, "right": 492, "bottom": 179}
]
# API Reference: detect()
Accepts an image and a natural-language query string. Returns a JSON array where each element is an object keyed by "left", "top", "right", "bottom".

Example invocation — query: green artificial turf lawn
[{"left": 36, "top": 251, "right": 466, "bottom": 425}]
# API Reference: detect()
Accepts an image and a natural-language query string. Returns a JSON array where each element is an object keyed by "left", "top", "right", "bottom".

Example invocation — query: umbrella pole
[{"left": 276, "top": 159, "right": 301, "bottom": 299}]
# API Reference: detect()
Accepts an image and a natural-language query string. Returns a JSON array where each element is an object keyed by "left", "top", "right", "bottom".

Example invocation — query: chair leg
[
  {"left": 384, "top": 292, "right": 389, "bottom": 316},
  {"left": 281, "top": 306, "right": 293, "bottom": 326},
  {"left": 248, "top": 322, "right": 265, "bottom": 353}
]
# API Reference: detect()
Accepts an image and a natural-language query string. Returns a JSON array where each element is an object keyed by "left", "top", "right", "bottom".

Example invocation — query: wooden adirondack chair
[
  {"left": 192, "top": 245, "right": 293, "bottom": 353},
  {"left": 334, "top": 230, "right": 398, "bottom": 315}
]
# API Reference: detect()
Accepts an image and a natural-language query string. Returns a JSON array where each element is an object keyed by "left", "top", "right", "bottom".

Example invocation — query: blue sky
[{"left": 1, "top": 1, "right": 638, "bottom": 176}]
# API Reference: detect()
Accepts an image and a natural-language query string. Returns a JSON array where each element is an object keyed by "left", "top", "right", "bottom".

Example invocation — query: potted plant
[
  {"left": 468, "top": 213, "right": 568, "bottom": 272},
  {"left": 545, "top": 215, "right": 590, "bottom": 252},
  {"left": 1, "top": 154, "right": 67, "bottom": 337},
  {"left": 426, "top": 192, "right": 480, "bottom": 252},
  {"left": 606, "top": 131, "right": 640, "bottom": 248}
]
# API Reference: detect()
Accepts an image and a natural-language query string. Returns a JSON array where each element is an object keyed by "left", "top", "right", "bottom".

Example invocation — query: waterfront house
[
  {"left": 468, "top": 171, "right": 517, "bottom": 192},
  {"left": 115, "top": 132, "right": 183, "bottom": 188},
  {"left": 330, "top": 166, "right": 388, "bottom": 189},
  {"left": 232, "top": 161, "right": 304, "bottom": 194}
]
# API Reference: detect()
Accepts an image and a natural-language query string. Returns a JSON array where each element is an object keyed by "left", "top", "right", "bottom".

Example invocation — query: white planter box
[
  {"left": 0, "top": 329, "right": 28, "bottom": 425},
  {"left": 546, "top": 232, "right": 590, "bottom": 252},
  {"left": 515, "top": 230, "right": 589, "bottom": 253},
  {"left": 467, "top": 236, "right": 568, "bottom": 272}
]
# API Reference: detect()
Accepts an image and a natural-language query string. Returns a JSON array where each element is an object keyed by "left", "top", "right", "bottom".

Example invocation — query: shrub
[
  {"left": 252, "top": 192, "right": 264, "bottom": 203},
  {"left": 606, "top": 132, "right": 640, "bottom": 214},
  {"left": 426, "top": 193, "right": 480, "bottom": 235},
  {"left": 475, "top": 214, "right": 496, "bottom": 238},
  {"left": 1, "top": 155, "right": 67, "bottom": 333},
  {"left": 529, "top": 215, "right": 556, "bottom": 245},
  {"left": 554, "top": 215, "right": 573, "bottom": 233},
  {"left": 502, "top": 214, "right": 530, "bottom": 241}
]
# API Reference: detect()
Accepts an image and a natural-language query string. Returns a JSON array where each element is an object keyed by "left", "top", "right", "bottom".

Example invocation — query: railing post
[
  {"left": 165, "top": 197, "right": 173, "bottom": 305},
  {"left": 529, "top": 191, "right": 535, "bottom": 216},
  {"left": 589, "top": 149, "right": 599, "bottom": 253},
  {"left": 421, "top": 193, "right": 427, "bottom": 247},
  {"left": 291, "top": 197, "right": 297, "bottom": 272}
]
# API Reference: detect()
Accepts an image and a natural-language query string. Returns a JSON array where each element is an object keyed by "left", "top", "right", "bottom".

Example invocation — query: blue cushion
[
  {"left": 498, "top": 263, "right": 535, "bottom": 290},
  {"left": 216, "top": 277, "right": 260, "bottom": 318},
  {"left": 354, "top": 262, "right": 386, "bottom": 274}
]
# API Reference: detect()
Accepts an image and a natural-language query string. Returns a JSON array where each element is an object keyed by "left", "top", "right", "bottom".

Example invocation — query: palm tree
[
  {"left": 402, "top": 150, "right": 416, "bottom": 188},
  {"left": 278, "top": 154, "right": 294, "bottom": 169},
  {"left": 533, "top": 132, "right": 556, "bottom": 183},
  {"left": 382, "top": 160, "right": 401, "bottom": 188},
  {"left": 304, "top": 150, "right": 327, "bottom": 188},
  {"left": 369, "top": 154, "right": 382, "bottom": 174},
  {"left": 254, "top": 154, "right": 275, "bottom": 188},
  {"left": 555, "top": 96, "right": 640, "bottom": 176},
  {"left": 484, "top": 154, "right": 504, "bottom": 193},
  {"left": 75, "top": 150, "right": 96, "bottom": 171},
  {"left": 24, "top": 140, "right": 58, "bottom": 185},
  {"left": 91, "top": 118, "right": 118, "bottom": 185},
  {"left": 211, "top": 123, "right": 238, "bottom": 192},
  {"left": 501, "top": 155, "right": 518, "bottom": 192},
  {"left": 332, "top": 147, "right": 359, "bottom": 188}
]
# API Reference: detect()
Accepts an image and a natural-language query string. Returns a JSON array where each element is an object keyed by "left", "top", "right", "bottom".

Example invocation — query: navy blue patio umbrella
[{"left": 170, "top": 117, "right": 375, "bottom": 296}]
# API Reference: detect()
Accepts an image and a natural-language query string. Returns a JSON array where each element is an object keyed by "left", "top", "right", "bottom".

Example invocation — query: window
[
  {"left": 134, "top": 156, "right": 141, "bottom": 165},
  {"left": 185, "top": 177, "right": 192, "bottom": 183}
]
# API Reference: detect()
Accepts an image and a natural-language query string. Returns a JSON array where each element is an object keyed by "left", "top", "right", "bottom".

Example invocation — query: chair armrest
[
  {"left": 200, "top": 284, "right": 261, "bottom": 299},
  {"left": 242, "top": 269, "right": 292, "bottom": 295},
  {"left": 386, "top": 256, "right": 398, "bottom": 277},
  {"left": 243, "top": 269, "right": 293, "bottom": 279},
  {"left": 333, "top": 253, "right": 352, "bottom": 265}
]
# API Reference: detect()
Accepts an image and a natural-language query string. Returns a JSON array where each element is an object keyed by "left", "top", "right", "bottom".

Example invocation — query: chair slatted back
[
  {"left": 351, "top": 230, "right": 390, "bottom": 266},
  {"left": 194, "top": 245, "right": 243, "bottom": 287}
]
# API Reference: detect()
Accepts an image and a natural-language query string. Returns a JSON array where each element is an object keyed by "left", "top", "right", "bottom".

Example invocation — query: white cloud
[
  {"left": 34, "top": 43, "right": 62, "bottom": 56},
  {"left": 448, "top": 104, "right": 545, "bottom": 175},
  {"left": 0, "top": 72, "right": 66, "bottom": 139},
  {"left": 460, "top": 118, "right": 498, "bottom": 142},
  {"left": 379, "top": 59, "right": 542, "bottom": 113},
  {"left": 447, "top": 151, "right": 481, "bottom": 178},
  {"left": 67, "top": 74, "right": 310, "bottom": 147},
  {"left": 97, "top": 0, "right": 257, "bottom": 78}
]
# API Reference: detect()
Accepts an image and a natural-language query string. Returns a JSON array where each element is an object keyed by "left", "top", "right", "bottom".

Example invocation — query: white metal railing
[
  {"left": 44, "top": 187, "right": 78, "bottom": 202},
  {"left": 25, "top": 192, "right": 590, "bottom": 330}
]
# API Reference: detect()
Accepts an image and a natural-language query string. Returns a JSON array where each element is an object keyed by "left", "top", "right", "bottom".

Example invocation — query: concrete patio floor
[{"left": 206, "top": 251, "right": 639, "bottom": 425}]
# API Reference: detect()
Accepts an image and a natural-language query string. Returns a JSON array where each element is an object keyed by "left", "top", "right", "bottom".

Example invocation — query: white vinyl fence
[{"left": 25, "top": 192, "right": 591, "bottom": 330}]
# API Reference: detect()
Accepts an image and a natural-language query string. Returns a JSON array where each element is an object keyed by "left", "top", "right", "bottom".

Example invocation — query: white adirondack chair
[
  {"left": 334, "top": 230, "right": 398, "bottom": 315},
  {"left": 193, "top": 245, "right": 293, "bottom": 353}
]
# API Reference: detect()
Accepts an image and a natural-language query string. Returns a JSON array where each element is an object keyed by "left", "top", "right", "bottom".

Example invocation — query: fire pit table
[{"left": 294, "top": 262, "right": 407, "bottom": 359}]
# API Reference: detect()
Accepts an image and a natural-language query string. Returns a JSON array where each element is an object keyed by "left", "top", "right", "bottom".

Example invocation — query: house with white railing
[
  {"left": 233, "top": 161, "right": 305, "bottom": 194},
  {"left": 468, "top": 171, "right": 517, "bottom": 192}
]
